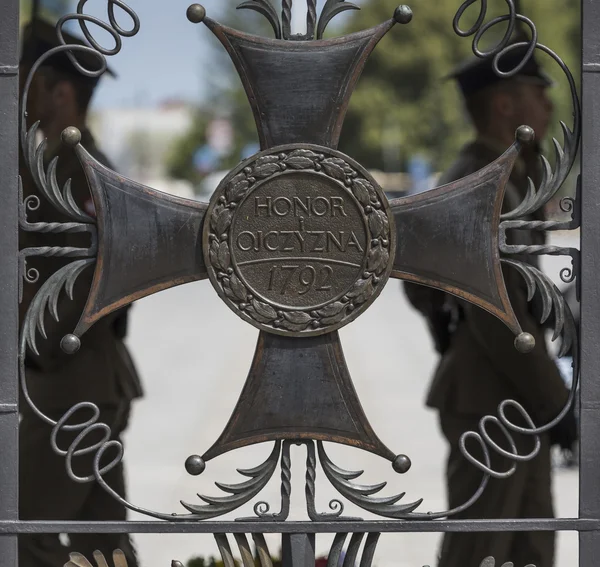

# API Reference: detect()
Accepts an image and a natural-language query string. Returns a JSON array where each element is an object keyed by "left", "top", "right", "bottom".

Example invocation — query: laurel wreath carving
[{"left": 207, "top": 149, "right": 391, "bottom": 333}]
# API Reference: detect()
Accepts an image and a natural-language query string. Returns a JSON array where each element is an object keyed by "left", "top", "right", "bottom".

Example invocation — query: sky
[
  {"left": 22, "top": 0, "right": 361, "bottom": 109},
  {"left": 81, "top": 0, "right": 228, "bottom": 109},
  {"left": 72, "top": 0, "right": 330, "bottom": 109}
]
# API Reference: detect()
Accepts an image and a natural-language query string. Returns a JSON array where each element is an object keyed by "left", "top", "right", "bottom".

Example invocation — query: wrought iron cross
[{"left": 20, "top": 0, "right": 580, "bottom": 522}]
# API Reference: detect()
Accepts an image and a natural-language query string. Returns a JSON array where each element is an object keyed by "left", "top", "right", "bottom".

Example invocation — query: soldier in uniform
[
  {"left": 404, "top": 45, "right": 577, "bottom": 567},
  {"left": 18, "top": 20, "right": 142, "bottom": 566}
]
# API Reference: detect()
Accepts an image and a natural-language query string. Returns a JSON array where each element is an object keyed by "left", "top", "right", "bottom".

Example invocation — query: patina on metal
[
  {"left": 204, "top": 144, "right": 395, "bottom": 337},
  {"left": 0, "top": 0, "right": 588, "bottom": 565},
  {"left": 16, "top": 0, "right": 580, "bottom": 524}
]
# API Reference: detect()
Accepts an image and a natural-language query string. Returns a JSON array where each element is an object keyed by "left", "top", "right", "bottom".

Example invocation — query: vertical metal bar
[
  {"left": 581, "top": 0, "right": 600, "bottom": 564},
  {"left": 0, "top": 0, "right": 20, "bottom": 564},
  {"left": 282, "top": 533, "right": 315, "bottom": 567}
]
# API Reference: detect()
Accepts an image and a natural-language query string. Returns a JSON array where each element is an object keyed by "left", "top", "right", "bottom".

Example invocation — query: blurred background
[
  {"left": 18, "top": 0, "right": 581, "bottom": 565},
  {"left": 19, "top": 0, "right": 580, "bottom": 205}
]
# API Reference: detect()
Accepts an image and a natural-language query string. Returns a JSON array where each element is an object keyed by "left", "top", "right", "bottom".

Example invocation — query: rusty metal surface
[
  {"left": 390, "top": 141, "right": 523, "bottom": 334},
  {"left": 203, "top": 332, "right": 395, "bottom": 461},
  {"left": 201, "top": 15, "right": 399, "bottom": 149},
  {"left": 72, "top": 146, "right": 208, "bottom": 336},
  {"left": 6, "top": 0, "right": 588, "bottom": 565}
]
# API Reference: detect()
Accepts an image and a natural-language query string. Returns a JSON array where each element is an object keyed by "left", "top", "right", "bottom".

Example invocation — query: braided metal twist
[
  {"left": 282, "top": 0, "right": 293, "bottom": 39},
  {"left": 307, "top": 0, "right": 317, "bottom": 39},
  {"left": 251, "top": 440, "right": 292, "bottom": 520}
]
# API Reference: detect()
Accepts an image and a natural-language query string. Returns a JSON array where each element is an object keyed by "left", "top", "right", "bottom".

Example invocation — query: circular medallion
[{"left": 203, "top": 144, "right": 396, "bottom": 336}]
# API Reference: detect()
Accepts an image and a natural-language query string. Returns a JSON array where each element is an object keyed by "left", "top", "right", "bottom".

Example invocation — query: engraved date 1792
[{"left": 268, "top": 264, "right": 333, "bottom": 295}]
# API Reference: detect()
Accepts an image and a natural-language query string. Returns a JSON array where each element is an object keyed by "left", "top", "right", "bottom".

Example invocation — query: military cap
[
  {"left": 20, "top": 18, "right": 116, "bottom": 86},
  {"left": 448, "top": 43, "right": 553, "bottom": 99}
]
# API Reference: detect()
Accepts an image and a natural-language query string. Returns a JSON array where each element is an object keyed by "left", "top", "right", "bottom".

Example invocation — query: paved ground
[{"left": 121, "top": 242, "right": 579, "bottom": 566}]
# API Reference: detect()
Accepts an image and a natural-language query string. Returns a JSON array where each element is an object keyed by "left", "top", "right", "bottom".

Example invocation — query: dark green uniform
[
  {"left": 405, "top": 139, "right": 569, "bottom": 567},
  {"left": 19, "top": 129, "right": 142, "bottom": 567}
]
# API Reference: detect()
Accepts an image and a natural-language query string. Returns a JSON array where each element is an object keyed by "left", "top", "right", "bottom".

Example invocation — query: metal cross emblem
[{"left": 20, "top": 0, "right": 580, "bottom": 523}]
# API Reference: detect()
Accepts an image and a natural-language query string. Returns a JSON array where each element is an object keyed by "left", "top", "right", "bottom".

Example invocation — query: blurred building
[{"left": 89, "top": 99, "right": 196, "bottom": 199}]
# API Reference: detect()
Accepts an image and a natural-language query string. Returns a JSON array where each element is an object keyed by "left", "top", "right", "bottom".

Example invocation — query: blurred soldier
[
  {"left": 19, "top": 19, "right": 142, "bottom": 567},
  {"left": 404, "top": 44, "right": 577, "bottom": 567}
]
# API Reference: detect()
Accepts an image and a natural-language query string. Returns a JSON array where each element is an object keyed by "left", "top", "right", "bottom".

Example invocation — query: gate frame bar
[
  {"left": 580, "top": 0, "right": 600, "bottom": 563},
  {"left": 0, "top": 0, "right": 20, "bottom": 564},
  {"left": 0, "top": 0, "right": 599, "bottom": 565}
]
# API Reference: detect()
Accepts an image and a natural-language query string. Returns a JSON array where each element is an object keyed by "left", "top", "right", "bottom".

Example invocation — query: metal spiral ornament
[
  {"left": 454, "top": 0, "right": 581, "bottom": 221},
  {"left": 444, "top": 0, "right": 581, "bottom": 517},
  {"left": 561, "top": 196, "right": 575, "bottom": 214},
  {"left": 453, "top": 0, "right": 531, "bottom": 73},
  {"left": 24, "top": 266, "right": 40, "bottom": 285},
  {"left": 21, "top": 304, "right": 282, "bottom": 520},
  {"left": 450, "top": 264, "right": 578, "bottom": 512},
  {"left": 18, "top": 0, "right": 287, "bottom": 524},
  {"left": 315, "top": 2, "right": 581, "bottom": 522},
  {"left": 23, "top": 194, "right": 40, "bottom": 213},
  {"left": 21, "top": 0, "right": 140, "bottom": 199},
  {"left": 560, "top": 261, "right": 577, "bottom": 284}
]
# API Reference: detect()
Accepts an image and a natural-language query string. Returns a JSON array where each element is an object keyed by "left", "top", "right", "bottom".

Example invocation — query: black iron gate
[{"left": 0, "top": 0, "right": 596, "bottom": 565}]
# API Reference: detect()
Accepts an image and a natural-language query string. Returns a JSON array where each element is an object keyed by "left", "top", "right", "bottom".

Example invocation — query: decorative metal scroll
[{"left": 19, "top": 0, "right": 579, "bottom": 531}]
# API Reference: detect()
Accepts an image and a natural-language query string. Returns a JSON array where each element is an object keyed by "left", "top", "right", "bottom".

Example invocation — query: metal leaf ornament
[
  {"left": 318, "top": 0, "right": 360, "bottom": 39},
  {"left": 237, "top": 0, "right": 282, "bottom": 38},
  {"left": 64, "top": 549, "right": 129, "bottom": 567},
  {"left": 22, "top": 259, "right": 94, "bottom": 356},
  {"left": 23, "top": 122, "right": 93, "bottom": 223}
]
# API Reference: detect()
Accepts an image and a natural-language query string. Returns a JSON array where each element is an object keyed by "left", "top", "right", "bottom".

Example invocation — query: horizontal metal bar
[
  {"left": 0, "top": 519, "right": 597, "bottom": 535},
  {"left": 0, "top": 65, "right": 17, "bottom": 76},
  {"left": 0, "top": 404, "right": 18, "bottom": 414},
  {"left": 583, "top": 63, "right": 600, "bottom": 73}
]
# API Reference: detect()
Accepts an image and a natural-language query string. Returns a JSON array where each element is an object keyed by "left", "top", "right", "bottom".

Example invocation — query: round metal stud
[
  {"left": 185, "top": 454, "right": 206, "bottom": 476},
  {"left": 516, "top": 125, "right": 535, "bottom": 145},
  {"left": 186, "top": 4, "right": 206, "bottom": 23},
  {"left": 515, "top": 332, "right": 536, "bottom": 353},
  {"left": 394, "top": 5, "right": 413, "bottom": 24},
  {"left": 61, "top": 126, "right": 81, "bottom": 147},
  {"left": 60, "top": 334, "right": 81, "bottom": 354},
  {"left": 392, "top": 454, "right": 412, "bottom": 474},
  {"left": 171, "top": 562, "right": 184, "bottom": 567}
]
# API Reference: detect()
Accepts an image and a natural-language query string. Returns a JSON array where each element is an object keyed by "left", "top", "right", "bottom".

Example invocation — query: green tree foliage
[
  {"left": 166, "top": 108, "right": 212, "bottom": 184},
  {"left": 20, "top": 0, "right": 74, "bottom": 29},
  {"left": 165, "top": 4, "right": 265, "bottom": 186},
  {"left": 338, "top": 0, "right": 580, "bottom": 172},
  {"left": 166, "top": 0, "right": 580, "bottom": 183}
]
